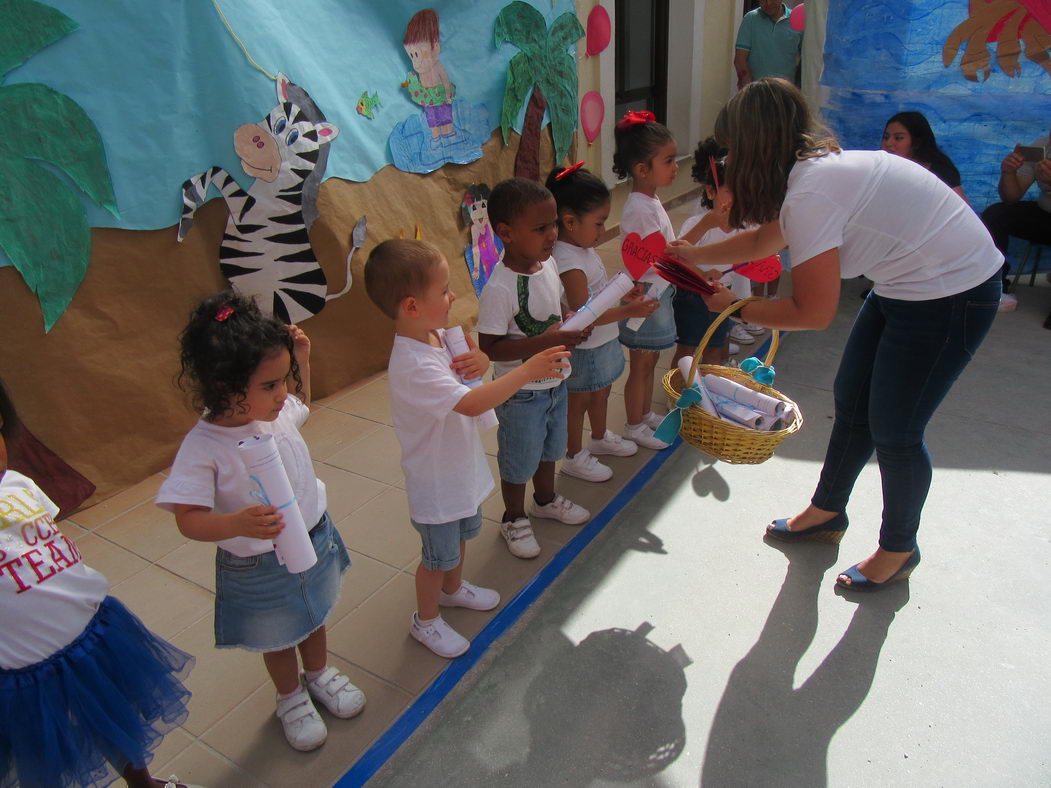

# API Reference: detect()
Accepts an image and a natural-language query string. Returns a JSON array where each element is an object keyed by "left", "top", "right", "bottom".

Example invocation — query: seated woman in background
[{"left": 882, "top": 111, "right": 968, "bottom": 204}]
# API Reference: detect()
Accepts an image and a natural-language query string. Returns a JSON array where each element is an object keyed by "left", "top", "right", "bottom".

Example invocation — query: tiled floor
[{"left": 60, "top": 191, "right": 743, "bottom": 787}]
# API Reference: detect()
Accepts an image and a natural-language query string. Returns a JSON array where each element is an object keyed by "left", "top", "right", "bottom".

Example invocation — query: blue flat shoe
[
  {"left": 836, "top": 547, "right": 921, "bottom": 591},
  {"left": 766, "top": 512, "right": 848, "bottom": 544}
]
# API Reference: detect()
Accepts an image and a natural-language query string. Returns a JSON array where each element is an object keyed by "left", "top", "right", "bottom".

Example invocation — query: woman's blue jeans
[{"left": 811, "top": 274, "right": 1001, "bottom": 552}]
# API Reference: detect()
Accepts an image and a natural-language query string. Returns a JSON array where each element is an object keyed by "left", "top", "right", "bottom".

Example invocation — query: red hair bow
[
  {"left": 618, "top": 110, "right": 656, "bottom": 128},
  {"left": 555, "top": 161, "right": 585, "bottom": 180},
  {"left": 215, "top": 305, "right": 235, "bottom": 322}
]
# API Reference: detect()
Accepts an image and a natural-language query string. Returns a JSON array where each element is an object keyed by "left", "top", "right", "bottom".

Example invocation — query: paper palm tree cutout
[
  {"left": 0, "top": 0, "right": 118, "bottom": 332},
  {"left": 494, "top": 1, "right": 584, "bottom": 180}
]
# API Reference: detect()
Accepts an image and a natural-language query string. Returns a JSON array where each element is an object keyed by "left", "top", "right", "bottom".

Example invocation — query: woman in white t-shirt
[{"left": 669, "top": 79, "right": 1002, "bottom": 592}]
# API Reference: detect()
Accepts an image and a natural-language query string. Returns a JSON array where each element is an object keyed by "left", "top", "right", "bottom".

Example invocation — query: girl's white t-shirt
[
  {"left": 781, "top": 150, "right": 1003, "bottom": 300},
  {"left": 0, "top": 471, "right": 109, "bottom": 669},
  {"left": 678, "top": 209, "right": 754, "bottom": 299},
  {"left": 387, "top": 331, "right": 495, "bottom": 524},
  {"left": 156, "top": 395, "right": 326, "bottom": 557},
  {"left": 552, "top": 240, "right": 621, "bottom": 349},
  {"left": 620, "top": 191, "right": 675, "bottom": 244}
]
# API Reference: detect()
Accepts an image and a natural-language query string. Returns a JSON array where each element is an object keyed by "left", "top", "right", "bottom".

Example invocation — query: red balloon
[
  {"left": 586, "top": 5, "right": 611, "bottom": 56},
  {"left": 789, "top": 3, "right": 805, "bottom": 32},
  {"left": 580, "top": 90, "right": 604, "bottom": 144}
]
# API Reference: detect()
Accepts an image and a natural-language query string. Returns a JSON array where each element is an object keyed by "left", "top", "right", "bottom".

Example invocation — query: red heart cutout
[
  {"left": 732, "top": 254, "right": 782, "bottom": 283},
  {"left": 621, "top": 231, "right": 668, "bottom": 280}
]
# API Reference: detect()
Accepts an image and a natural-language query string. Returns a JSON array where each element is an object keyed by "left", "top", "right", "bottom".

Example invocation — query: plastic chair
[{"left": 1011, "top": 240, "right": 1051, "bottom": 289}]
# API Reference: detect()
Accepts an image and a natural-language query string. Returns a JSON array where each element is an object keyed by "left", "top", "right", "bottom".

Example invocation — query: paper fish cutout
[
  {"left": 356, "top": 91, "right": 381, "bottom": 119},
  {"left": 621, "top": 231, "right": 668, "bottom": 280},
  {"left": 177, "top": 73, "right": 343, "bottom": 324}
]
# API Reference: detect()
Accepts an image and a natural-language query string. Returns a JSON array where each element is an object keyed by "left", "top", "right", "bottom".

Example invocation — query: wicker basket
[{"left": 661, "top": 297, "right": 802, "bottom": 464}]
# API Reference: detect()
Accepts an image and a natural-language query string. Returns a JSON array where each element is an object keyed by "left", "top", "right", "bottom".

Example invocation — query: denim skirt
[
  {"left": 566, "top": 338, "right": 626, "bottom": 393},
  {"left": 619, "top": 285, "right": 676, "bottom": 351},
  {"left": 214, "top": 512, "right": 350, "bottom": 652}
]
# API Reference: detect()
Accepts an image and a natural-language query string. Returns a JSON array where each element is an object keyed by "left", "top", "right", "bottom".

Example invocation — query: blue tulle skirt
[{"left": 0, "top": 596, "right": 194, "bottom": 788}]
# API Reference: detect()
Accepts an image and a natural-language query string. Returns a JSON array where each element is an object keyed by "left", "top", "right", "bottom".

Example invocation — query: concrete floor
[{"left": 369, "top": 277, "right": 1051, "bottom": 787}]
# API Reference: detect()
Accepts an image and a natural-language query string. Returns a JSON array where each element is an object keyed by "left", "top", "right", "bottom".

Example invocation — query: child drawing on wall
[
  {"left": 462, "top": 184, "right": 504, "bottom": 296},
  {"left": 403, "top": 9, "right": 454, "bottom": 139}
]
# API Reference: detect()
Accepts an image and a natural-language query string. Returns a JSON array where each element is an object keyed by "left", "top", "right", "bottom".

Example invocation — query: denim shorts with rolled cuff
[
  {"left": 410, "top": 507, "right": 483, "bottom": 571},
  {"left": 672, "top": 289, "right": 732, "bottom": 349},
  {"left": 566, "top": 338, "right": 626, "bottom": 393},
  {"left": 619, "top": 284, "right": 676, "bottom": 351},
  {"left": 494, "top": 383, "right": 568, "bottom": 484},
  {"left": 214, "top": 512, "right": 350, "bottom": 652}
]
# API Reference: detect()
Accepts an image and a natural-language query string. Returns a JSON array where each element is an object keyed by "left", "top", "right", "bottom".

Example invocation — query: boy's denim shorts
[
  {"left": 494, "top": 383, "right": 568, "bottom": 484},
  {"left": 566, "top": 338, "right": 625, "bottom": 393},
  {"left": 673, "top": 289, "right": 731, "bottom": 348},
  {"left": 214, "top": 512, "right": 350, "bottom": 652},
  {"left": 619, "top": 285, "right": 676, "bottom": 351},
  {"left": 410, "top": 507, "right": 483, "bottom": 571}
]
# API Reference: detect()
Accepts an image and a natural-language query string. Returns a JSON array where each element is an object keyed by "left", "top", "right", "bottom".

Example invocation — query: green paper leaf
[
  {"left": 500, "top": 53, "right": 533, "bottom": 145},
  {"left": 0, "top": 154, "right": 90, "bottom": 331},
  {"left": 494, "top": 1, "right": 545, "bottom": 51},
  {"left": 546, "top": 10, "right": 584, "bottom": 54},
  {"left": 0, "top": 82, "right": 117, "bottom": 215},
  {"left": 539, "top": 53, "right": 578, "bottom": 162},
  {"left": 0, "top": 0, "right": 78, "bottom": 79}
]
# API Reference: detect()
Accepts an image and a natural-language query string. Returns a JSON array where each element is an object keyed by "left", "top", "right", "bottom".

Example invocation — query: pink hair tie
[
  {"left": 556, "top": 161, "right": 585, "bottom": 180},
  {"left": 215, "top": 305, "right": 235, "bottom": 322}
]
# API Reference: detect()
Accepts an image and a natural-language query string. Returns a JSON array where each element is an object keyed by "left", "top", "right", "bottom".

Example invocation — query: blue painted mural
[{"left": 820, "top": 0, "right": 1050, "bottom": 217}]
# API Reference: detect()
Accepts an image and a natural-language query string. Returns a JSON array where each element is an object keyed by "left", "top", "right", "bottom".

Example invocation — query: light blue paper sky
[{"left": 4, "top": 0, "right": 576, "bottom": 233}]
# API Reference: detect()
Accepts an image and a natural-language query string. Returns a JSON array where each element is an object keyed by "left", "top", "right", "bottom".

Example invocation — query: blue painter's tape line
[{"left": 335, "top": 437, "right": 684, "bottom": 787}]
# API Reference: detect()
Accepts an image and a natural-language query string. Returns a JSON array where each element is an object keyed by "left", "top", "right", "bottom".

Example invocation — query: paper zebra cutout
[{"left": 177, "top": 74, "right": 349, "bottom": 324}]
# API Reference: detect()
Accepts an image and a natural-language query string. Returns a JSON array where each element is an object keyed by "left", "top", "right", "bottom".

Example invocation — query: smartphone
[{"left": 1014, "top": 144, "right": 1046, "bottom": 162}]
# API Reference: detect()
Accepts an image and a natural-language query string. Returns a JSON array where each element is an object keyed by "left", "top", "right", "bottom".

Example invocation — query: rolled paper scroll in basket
[
  {"left": 237, "top": 434, "right": 318, "bottom": 574},
  {"left": 443, "top": 326, "right": 499, "bottom": 430},
  {"left": 702, "top": 373, "right": 786, "bottom": 417}
]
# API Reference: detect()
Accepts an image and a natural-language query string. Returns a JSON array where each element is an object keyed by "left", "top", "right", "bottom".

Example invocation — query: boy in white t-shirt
[{"left": 364, "top": 239, "right": 569, "bottom": 658}]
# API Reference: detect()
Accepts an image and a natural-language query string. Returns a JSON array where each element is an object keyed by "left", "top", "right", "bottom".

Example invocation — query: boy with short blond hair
[{"left": 364, "top": 239, "right": 568, "bottom": 657}]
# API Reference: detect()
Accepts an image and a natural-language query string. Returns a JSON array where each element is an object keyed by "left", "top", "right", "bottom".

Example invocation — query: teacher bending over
[{"left": 669, "top": 79, "right": 1002, "bottom": 591}]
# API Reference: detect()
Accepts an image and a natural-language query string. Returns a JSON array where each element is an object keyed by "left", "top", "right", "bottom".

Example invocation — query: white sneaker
[
  {"left": 624, "top": 422, "right": 670, "bottom": 450},
  {"left": 723, "top": 358, "right": 740, "bottom": 369},
  {"left": 275, "top": 686, "right": 327, "bottom": 751},
  {"left": 641, "top": 411, "right": 665, "bottom": 431},
  {"left": 561, "top": 449, "right": 613, "bottom": 482},
  {"left": 439, "top": 580, "right": 500, "bottom": 611},
  {"left": 728, "top": 342, "right": 741, "bottom": 355},
  {"left": 729, "top": 323, "right": 756, "bottom": 344},
  {"left": 739, "top": 320, "right": 765, "bottom": 335},
  {"left": 529, "top": 494, "right": 591, "bottom": 525},
  {"left": 500, "top": 517, "right": 541, "bottom": 558},
  {"left": 304, "top": 667, "right": 366, "bottom": 719},
  {"left": 410, "top": 613, "right": 470, "bottom": 658},
  {"left": 162, "top": 777, "right": 205, "bottom": 788},
  {"left": 589, "top": 429, "right": 638, "bottom": 457}
]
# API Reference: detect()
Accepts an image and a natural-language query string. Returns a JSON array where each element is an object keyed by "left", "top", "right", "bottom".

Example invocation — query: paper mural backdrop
[
  {"left": 389, "top": 8, "right": 490, "bottom": 173},
  {"left": 942, "top": 0, "right": 1051, "bottom": 81},
  {"left": 461, "top": 183, "right": 504, "bottom": 296},
  {"left": 495, "top": 1, "right": 585, "bottom": 180},
  {"left": 3, "top": 0, "right": 578, "bottom": 235},
  {"left": 821, "top": 0, "right": 1050, "bottom": 213},
  {"left": 0, "top": 0, "right": 117, "bottom": 332},
  {"left": 580, "top": 90, "right": 604, "bottom": 144},
  {"left": 177, "top": 73, "right": 352, "bottom": 324}
]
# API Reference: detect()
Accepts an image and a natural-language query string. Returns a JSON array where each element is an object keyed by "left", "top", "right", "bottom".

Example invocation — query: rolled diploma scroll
[
  {"left": 711, "top": 399, "right": 780, "bottom": 430},
  {"left": 443, "top": 326, "right": 499, "bottom": 430},
  {"left": 238, "top": 434, "right": 318, "bottom": 574},
  {"left": 675, "top": 357, "right": 720, "bottom": 418},
  {"left": 560, "top": 272, "right": 635, "bottom": 332},
  {"left": 626, "top": 269, "right": 671, "bottom": 331},
  {"left": 702, "top": 374, "right": 786, "bottom": 417}
]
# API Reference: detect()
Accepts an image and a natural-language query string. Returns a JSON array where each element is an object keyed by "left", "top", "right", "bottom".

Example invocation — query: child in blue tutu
[
  {"left": 156, "top": 293, "right": 364, "bottom": 753},
  {"left": 0, "top": 380, "right": 198, "bottom": 788}
]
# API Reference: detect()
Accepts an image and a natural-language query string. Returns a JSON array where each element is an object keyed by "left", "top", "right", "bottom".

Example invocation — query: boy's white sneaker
[
  {"left": 529, "top": 494, "right": 590, "bottom": 525},
  {"left": 738, "top": 320, "right": 765, "bottom": 335},
  {"left": 500, "top": 517, "right": 541, "bottom": 558},
  {"left": 275, "top": 686, "right": 327, "bottom": 751},
  {"left": 561, "top": 449, "right": 613, "bottom": 482},
  {"left": 589, "top": 429, "right": 639, "bottom": 457},
  {"left": 410, "top": 613, "right": 470, "bottom": 658},
  {"left": 624, "top": 422, "right": 670, "bottom": 450},
  {"left": 729, "top": 323, "right": 756, "bottom": 344},
  {"left": 304, "top": 667, "right": 366, "bottom": 719},
  {"left": 439, "top": 580, "right": 500, "bottom": 611},
  {"left": 728, "top": 342, "right": 741, "bottom": 355},
  {"left": 641, "top": 412, "right": 665, "bottom": 431}
]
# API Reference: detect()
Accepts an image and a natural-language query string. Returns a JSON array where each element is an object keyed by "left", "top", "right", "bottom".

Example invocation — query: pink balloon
[
  {"left": 789, "top": 3, "right": 805, "bottom": 32},
  {"left": 580, "top": 91, "right": 604, "bottom": 144},
  {"left": 586, "top": 5, "right": 611, "bottom": 56}
]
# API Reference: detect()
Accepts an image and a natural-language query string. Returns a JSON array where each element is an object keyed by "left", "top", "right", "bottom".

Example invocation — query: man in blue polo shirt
[{"left": 734, "top": 1, "right": 802, "bottom": 89}]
